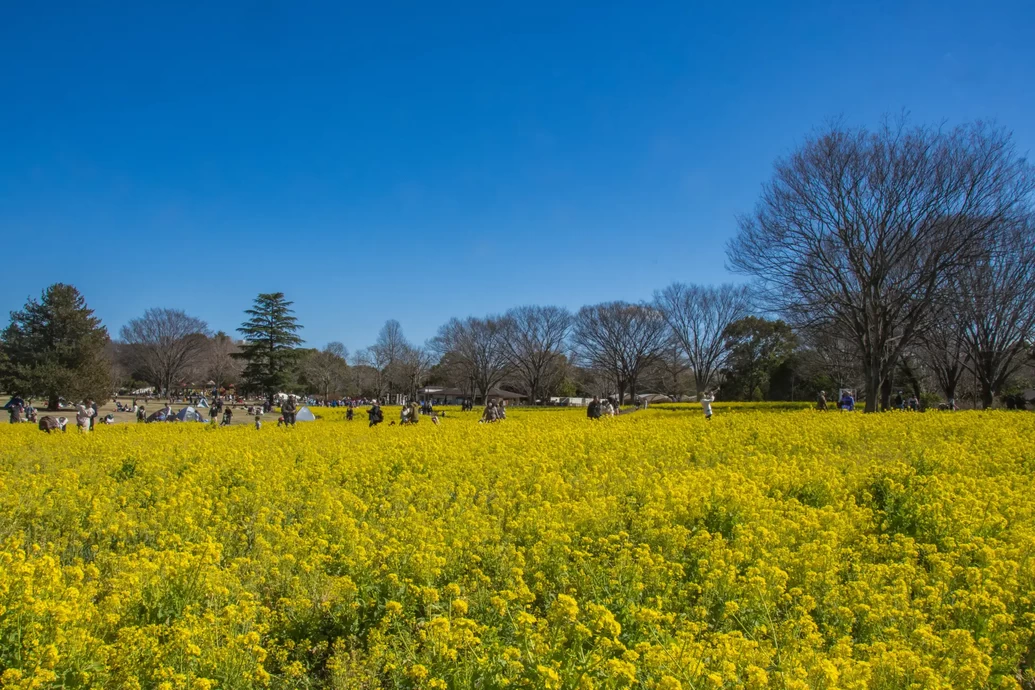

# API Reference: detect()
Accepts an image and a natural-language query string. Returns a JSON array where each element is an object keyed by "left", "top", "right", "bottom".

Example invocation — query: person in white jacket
[{"left": 700, "top": 391, "right": 715, "bottom": 420}]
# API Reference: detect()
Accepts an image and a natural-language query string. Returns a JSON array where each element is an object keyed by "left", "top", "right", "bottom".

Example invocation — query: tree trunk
[
  {"left": 880, "top": 377, "right": 893, "bottom": 412},
  {"left": 863, "top": 360, "right": 881, "bottom": 413},
  {"left": 980, "top": 382, "right": 995, "bottom": 409},
  {"left": 48, "top": 394, "right": 60, "bottom": 411}
]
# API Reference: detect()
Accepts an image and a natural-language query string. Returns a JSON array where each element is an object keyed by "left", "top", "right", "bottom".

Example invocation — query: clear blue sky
[{"left": 2, "top": 1, "right": 1032, "bottom": 353}]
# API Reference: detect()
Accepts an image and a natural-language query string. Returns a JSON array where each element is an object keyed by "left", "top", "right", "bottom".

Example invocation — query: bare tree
[
  {"left": 353, "top": 348, "right": 390, "bottom": 401},
  {"left": 431, "top": 316, "right": 510, "bottom": 403},
  {"left": 325, "top": 341, "right": 348, "bottom": 359},
  {"left": 571, "top": 302, "right": 668, "bottom": 404},
  {"left": 728, "top": 119, "right": 1035, "bottom": 411},
  {"left": 499, "top": 305, "right": 572, "bottom": 405},
  {"left": 952, "top": 219, "right": 1035, "bottom": 408},
  {"left": 654, "top": 283, "right": 750, "bottom": 393},
  {"left": 301, "top": 343, "right": 350, "bottom": 401},
  {"left": 642, "top": 343, "right": 694, "bottom": 401},
  {"left": 120, "top": 308, "right": 211, "bottom": 394},
  {"left": 207, "top": 331, "right": 242, "bottom": 392},
  {"left": 393, "top": 344, "right": 435, "bottom": 400},
  {"left": 363, "top": 320, "right": 409, "bottom": 399},
  {"left": 917, "top": 311, "right": 967, "bottom": 404}
]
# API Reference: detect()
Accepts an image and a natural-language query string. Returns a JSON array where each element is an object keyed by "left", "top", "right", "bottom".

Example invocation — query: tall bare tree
[
  {"left": 951, "top": 219, "right": 1035, "bottom": 408},
  {"left": 206, "top": 331, "right": 242, "bottom": 392},
  {"left": 120, "top": 308, "right": 211, "bottom": 394},
  {"left": 300, "top": 343, "right": 350, "bottom": 402},
  {"left": 642, "top": 344, "right": 694, "bottom": 401},
  {"left": 654, "top": 283, "right": 750, "bottom": 394},
  {"left": 361, "top": 320, "right": 409, "bottom": 399},
  {"left": 431, "top": 316, "right": 509, "bottom": 402},
  {"left": 394, "top": 344, "right": 435, "bottom": 400},
  {"left": 499, "top": 305, "right": 572, "bottom": 405},
  {"left": 571, "top": 302, "right": 668, "bottom": 404},
  {"left": 918, "top": 311, "right": 967, "bottom": 404},
  {"left": 728, "top": 119, "right": 1035, "bottom": 411}
]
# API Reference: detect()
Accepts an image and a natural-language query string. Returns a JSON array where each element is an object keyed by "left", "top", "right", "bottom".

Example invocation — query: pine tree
[
  {"left": 0, "top": 283, "right": 112, "bottom": 408},
  {"left": 235, "top": 293, "right": 304, "bottom": 403}
]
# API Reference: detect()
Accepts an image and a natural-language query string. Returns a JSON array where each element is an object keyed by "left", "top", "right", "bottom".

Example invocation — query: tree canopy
[
  {"left": 0, "top": 284, "right": 111, "bottom": 408},
  {"left": 236, "top": 293, "right": 304, "bottom": 402}
]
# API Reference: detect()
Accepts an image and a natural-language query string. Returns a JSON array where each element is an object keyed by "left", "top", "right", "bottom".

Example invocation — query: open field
[{"left": 1, "top": 407, "right": 1034, "bottom": 688}]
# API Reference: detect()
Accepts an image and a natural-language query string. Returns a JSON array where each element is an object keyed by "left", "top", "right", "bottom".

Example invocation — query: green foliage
[
  {"left": 0, "top": 283, "right": 111, "bottom": 407},
  {"left": 719, "top": 317, "right": 797, "bottom": 401},
  {"left": 235, "top": 293, "right": 303, "bottom": 401}
]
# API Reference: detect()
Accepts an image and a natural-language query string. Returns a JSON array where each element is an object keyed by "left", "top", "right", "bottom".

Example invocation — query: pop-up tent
[
  {"left": 175, "top": 406, "right": 207, "bottom": 423},
  {"left": 196, "top": 397, "right": 209, "bottom": 408},
  {"left": 295, "top": 406, "right": 317, "bottom": 422}
]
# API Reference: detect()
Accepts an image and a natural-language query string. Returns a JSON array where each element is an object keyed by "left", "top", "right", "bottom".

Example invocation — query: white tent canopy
[
  {"left": 295, "top": 406, "right": 317, "bottom": 422},
  {"left": 196, "top": 397, "right": 209, "bottom": 408}
]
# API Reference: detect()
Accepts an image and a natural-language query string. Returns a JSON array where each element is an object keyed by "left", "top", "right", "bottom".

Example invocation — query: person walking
[
  {"left": 368, "top": 402, "right": 383, "bottom": 427},
  {"left": 816, "top": 391, "right": 827, "bottom": 411}
]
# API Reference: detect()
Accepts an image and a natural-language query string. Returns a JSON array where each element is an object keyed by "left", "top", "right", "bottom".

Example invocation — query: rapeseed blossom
[{"left": 0, "top": 406, "right": 1033, "bottom": 688}]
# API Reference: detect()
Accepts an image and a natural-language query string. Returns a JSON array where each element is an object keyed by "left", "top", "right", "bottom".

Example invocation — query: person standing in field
[
  {"left": 367, "top": 402, "right": 383, "bottom": 427},
  {"left": 587, "top": 397, "right": 601, "bottom": 420},
  {"left": 8, "top": 400, "right": 24, "bottom": 424},
  {"left": 816, "top": 391, "right": 827, "bottom": 411},
  {"left": 481, "top": 401, "right": 498, "bottom": 423},
  {"left": 700, "top": 390, "right": 715, "bottom": 420},
  {"left": 281, "top": 395, "right": 297, "bottom": 427},
  {"left": 839, "top": 390, "right": 855, "bottom": 411},
  {"left": 76, "top": 402, "right": 94, "bottom": 432}
]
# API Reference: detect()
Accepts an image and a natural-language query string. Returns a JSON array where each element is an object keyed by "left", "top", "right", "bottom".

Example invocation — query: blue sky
[{"left": 2, "top": 1, "right": 1033, "bottom": 353}]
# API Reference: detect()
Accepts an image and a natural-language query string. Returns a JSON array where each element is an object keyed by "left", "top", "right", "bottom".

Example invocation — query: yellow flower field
[{"left": 1, "top": 408, "right": 1034, "bottom": 689}]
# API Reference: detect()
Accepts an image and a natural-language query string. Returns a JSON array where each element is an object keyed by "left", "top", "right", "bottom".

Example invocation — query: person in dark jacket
[
  {"left": 367, "top": 403, "right": 384, "bottom": 427},
  {"left": 282, "top": 395, "right": 297, "bottom": 426},
  {"left": 587, "top": 397, "right": 602, "bottom": 419}
]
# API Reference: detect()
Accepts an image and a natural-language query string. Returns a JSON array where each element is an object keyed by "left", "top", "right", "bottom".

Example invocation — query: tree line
[{"left": 2, "top": 118, "right": 1033, "bottom": 411}]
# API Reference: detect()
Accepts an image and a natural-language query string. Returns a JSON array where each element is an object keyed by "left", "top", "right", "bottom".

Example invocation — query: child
[{"left": 254, "top": 414, "right": 262, "bottom": 430}]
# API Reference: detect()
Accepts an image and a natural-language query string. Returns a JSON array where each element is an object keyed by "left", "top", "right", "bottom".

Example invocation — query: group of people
[
  {"left": 480, "top": 400, "right": 506, "bottom": 422},
  {"left": 6, "top": 396, "right": 37, "bottom": 424},
  {"left": 586, "top": 396, "right": 622, "bottom": 419},
  {"left": 815, "top": 390, "right": 856, "bottom": 411}
]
